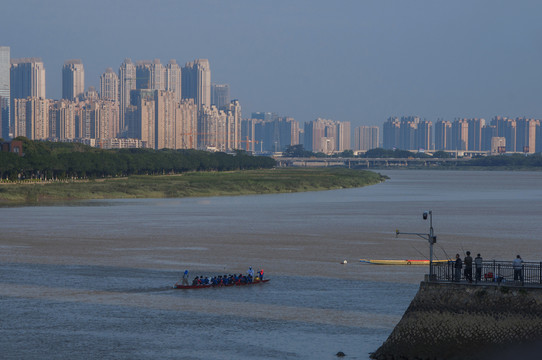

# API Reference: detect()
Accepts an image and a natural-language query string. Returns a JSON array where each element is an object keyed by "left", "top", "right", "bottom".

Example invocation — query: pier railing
[{"left": 429, "top": 260, "right": 542, "bottom": 286}]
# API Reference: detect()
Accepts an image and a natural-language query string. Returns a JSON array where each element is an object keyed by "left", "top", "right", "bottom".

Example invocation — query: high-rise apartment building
[
  {"left": 417, "top": 120, "right": 432, "bottom": 151},
  {"left": 136, "top": 59, "right": 166, "bottom": 91},
  {"left": 127, "top": 89, "right": 156, "bottom": 149},
  {"left": 245, "top": 114, "right": 301, "bottom": 153},
  {"left": 182, "top": 59, "right": 211, "bottom": 110},
  {"left": 100, "top": 68, "right": 118, "bottom": 102},
  {"left": 0, "top": 46, "right": 9, "bottom": 138},
  {"left": 278, "top": 117, "right": 301, "bottom": 150},
  {"left": 382, "top": 116, "right": 431, "bottom": 151},
  {"left": 135, "top": 61, "right": 152, "bottom": 90},
  {"left": 354, "top": 126, "right": 379, "bottom": 151},
  {"left": 198, "top": 100, "right": 240, "bottom": 151},
  {"left": 62, "top": 59, "right": 85, "bottom": 100},
  {"left": 118, "top": 59, "right": 136, "bottom": 132},
  {"left": 12, "top": 97, "right": 49, "bottom": 139},
  {"left": 451, "top": 119, "right": 468, "bottom": 150},
  {"left": 49, "top": 99, "right": 77, "bottom": 140},
  {"left": 304, "top": 118, "right": 350, "bottom": 154},
  {"left": 434, "top": 121, "right": 452, "bottom": 150},
  {"left": 514, "top": 118, "right": 539, "bottom": 153},
  {"left": 467, "top": 118, "right": 485, "bottom": 151},
  {"left": 211, "top": 83, "right": 230, "bottom": 109},
  {"left": 337, "top": 121, "right": 351, "bottom": 152},
  {"left": 154, "top": 90, "right": 177, "bottom": 150},
  {"left": 165, "top": 60, "right": 182, "bottom": 102},
  {"left": 198, "top": 105, "right": 227, "bottom": 151},
  {"left": 174, "top": 99, "right": 198, "bottom": 149},
  {"left": 382, "top": 117, "right": 400, "bottom": 149},
  {"left": 224, "top": 100, "right": 241, "bottom": 151},
  {"left": 10, "top": 58, "right": 46, "bottom": 100}
]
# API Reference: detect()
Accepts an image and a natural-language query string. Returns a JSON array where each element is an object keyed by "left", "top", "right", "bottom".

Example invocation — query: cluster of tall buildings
[
  {"left": 3, "top": 46, "right": 540, "bottom": 155},
  {"left": 0, "top": 46, "right": 359, "bottom": 154},
  {"left": 383, "top": 116, "right": 542, "bottom": 154},
  {"left": 0, "top": 46, "right": 245, "bottom": 151}
]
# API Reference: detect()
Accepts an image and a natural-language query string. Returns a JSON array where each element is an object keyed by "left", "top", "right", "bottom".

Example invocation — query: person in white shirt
[{"left": 513, "top": 255, "right": 524, "bottom": 284}]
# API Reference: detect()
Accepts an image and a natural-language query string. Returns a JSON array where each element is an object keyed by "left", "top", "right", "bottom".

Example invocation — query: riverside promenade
[
  {"left": 372, "top": 260, "right": 542, "bottom": 360},
  {"left": 430, "top": 260, "right": 542, "bottom": 286}
]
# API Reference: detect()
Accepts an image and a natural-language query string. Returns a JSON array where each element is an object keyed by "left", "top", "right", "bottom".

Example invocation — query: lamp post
[{"left": 396, "top": 210, "right": 437, "bottom": 278}]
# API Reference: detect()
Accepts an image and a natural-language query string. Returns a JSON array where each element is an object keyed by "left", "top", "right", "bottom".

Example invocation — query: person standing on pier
[
  {"left": 454, "top": 254, "right": 462, "bottom": 282},
  {"left": 513, "top": 255, "right": 524, "bottom": 284},
  {"left": 474, "top": 254, "right": 483, "bottom": 283},
  {"left": 464, "top": 251, "right": 473, "bottom": 283}
]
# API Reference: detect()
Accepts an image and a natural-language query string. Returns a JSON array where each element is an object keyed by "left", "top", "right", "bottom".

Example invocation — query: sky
[{"left": 2, "top": 0, "right": 542, "bottom": 127}]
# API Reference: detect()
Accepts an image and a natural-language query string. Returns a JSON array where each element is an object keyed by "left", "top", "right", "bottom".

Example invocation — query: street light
[{"left": 396, "top": 210, "right": 437, "bottom": 278}]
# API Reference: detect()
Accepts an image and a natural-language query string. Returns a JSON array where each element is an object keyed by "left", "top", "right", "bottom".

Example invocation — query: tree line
[
  {"left": 0, "top": 138, "right": 276, "bottom": 181},
  {"left": 282, "top": 145, "right": 444, "bottom": 159},
  {"left": 282, "top": 145, "right": 542, "bottom": 168}
]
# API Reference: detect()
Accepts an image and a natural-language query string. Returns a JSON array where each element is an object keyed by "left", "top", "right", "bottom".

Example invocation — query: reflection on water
[{"left": 1, "top": 170, "right": 542, "bottom": 359}]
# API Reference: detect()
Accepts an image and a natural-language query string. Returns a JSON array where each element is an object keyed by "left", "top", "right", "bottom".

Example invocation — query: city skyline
[
  {"left": 3, "top": 53, "right": 542, "bottom": 125},
  {"left": 2, "top": 1, "right": 541, "bottom": 128},
  {"left": 3, "top": 48, "right": 541, "bottom": 154}
]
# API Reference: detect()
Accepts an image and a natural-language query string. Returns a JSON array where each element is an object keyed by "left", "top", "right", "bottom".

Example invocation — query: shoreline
[{"left": 0, "top": 167, "right": 387, "bottom": 205}]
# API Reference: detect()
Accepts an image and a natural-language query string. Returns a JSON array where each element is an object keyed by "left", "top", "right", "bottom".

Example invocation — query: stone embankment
[{"left": 371, "top": 281, "right": 542, "bottom": 360}]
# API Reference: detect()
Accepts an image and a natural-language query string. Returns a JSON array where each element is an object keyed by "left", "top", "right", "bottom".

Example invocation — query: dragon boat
[{"left": 174, "top": 279, "right": 270, "bottom": 289}]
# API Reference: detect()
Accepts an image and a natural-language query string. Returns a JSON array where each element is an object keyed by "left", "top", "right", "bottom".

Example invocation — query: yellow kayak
[{"left": 360, "top": 259, "right": 450, "bottom": 265}]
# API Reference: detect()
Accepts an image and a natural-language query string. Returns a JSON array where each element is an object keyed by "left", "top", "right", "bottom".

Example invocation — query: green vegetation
[
  {"left": 283, "top": 145, "right": 433, "bottom": 159},
  {"left": 458, "top": 153, "right": 542, "bottom": 169},
  {"left": 0, "top": 137, "right": 275, "bottom": 181},
  {"left": 282, "top": 145, "right": 542, "bottom": 170},
  {"left": 0, "top": 168, "right": 387, "bottom": 205}
]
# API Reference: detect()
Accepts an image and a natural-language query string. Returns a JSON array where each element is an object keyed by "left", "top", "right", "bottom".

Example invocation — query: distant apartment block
[
  {"left": 10, "top": 57, "right": 46, "bottom": 100},
  {"left": 182, "top": 59, "right": 211, "bottom": 110},
  {"left": 100, "top": 68, "right": 118, "bottom": 102},
  {"left": 304, "top": 118, "right": 351, "bottom": 154},
  {"left": 118, "top": 58, "right": 136, "bottom": 132},
  {"left": 383, "top": 116, "right": 433, "bottom": 151},
  {"left": 127, "top": 89, "right": 198, "bottom": 150},
  {"left": 136, "top": 59, "right": 166, "bottom": 91},
  {"left": 211, "top": 83, "right": 230, "bottom": 109},
  {"left": 0, "top": 46, "right": 9, "bottom": 138},
  {"left": 198, "top": 100, "right": 241, "bottom": 152},
  {"left": 165, "top": 60, "right": 182, "bottom": 102},
  {"left": 388, "top": 116, "right": 541, "bottom": 154},
  {"left": 354, "top": 126, "right": 379, "bottom": 151},
  {"left": 337, "top": 121, "right": 351, "bottom": 152},
  {"left": 62, "top": 60, "right": 85, "bottom": 101},
  {"left": 434, "top": 120, "right": 452, "bottom": 150},
  {"left": 12, "top": 97, "right": 49, "bottom": 139},
  {"left": 242, "top": 114, "right": 301, "bottom": 153}
]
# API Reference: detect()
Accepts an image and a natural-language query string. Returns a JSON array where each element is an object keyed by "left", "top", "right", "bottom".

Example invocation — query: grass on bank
[{"left": 0, "top": 168, "right": 387, "bottom": 205}]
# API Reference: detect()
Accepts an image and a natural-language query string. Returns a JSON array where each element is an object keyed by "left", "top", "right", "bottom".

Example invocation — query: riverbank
[
  {"left": 371, "top": 281, "right": 542, "bottom": 360},
  {"left": 0, "top": 168, "right": 387, "bottom": 205}
]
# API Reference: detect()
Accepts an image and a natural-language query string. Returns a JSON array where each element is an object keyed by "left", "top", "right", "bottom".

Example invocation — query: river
[{"left": 1, "top": 170, "right": 541, "bottom": 359}]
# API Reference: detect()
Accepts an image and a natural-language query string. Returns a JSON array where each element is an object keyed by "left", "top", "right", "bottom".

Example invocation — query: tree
[
  {"left": 432, "top": 151, "right": 453, "bottom": 158},
  {"left": 283, "top": 145, "right": 313, "bottom": 157}
]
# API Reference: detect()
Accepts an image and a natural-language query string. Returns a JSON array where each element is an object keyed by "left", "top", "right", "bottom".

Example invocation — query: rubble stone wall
[{"left": 371, "top": 281, "right": 542, "bottom": 360}]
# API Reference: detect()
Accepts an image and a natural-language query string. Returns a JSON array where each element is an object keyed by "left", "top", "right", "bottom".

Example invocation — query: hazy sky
[{"left": 2, "top": 0, "right": 541, "bottom": 127}]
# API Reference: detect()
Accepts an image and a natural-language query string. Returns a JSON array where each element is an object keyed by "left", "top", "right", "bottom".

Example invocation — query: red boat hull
[{"left": 174, "top": 279, "right": 270, "bottom": 289}]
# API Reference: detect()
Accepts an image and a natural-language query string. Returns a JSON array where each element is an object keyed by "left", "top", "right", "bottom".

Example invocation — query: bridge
[{"left": 274, "top": 157, "right": 470, "bottom": 168}]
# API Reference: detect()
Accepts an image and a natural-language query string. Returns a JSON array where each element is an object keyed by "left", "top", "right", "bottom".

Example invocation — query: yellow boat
[{"left": 359, "top": 259, "right": 450, "bottom": 265}]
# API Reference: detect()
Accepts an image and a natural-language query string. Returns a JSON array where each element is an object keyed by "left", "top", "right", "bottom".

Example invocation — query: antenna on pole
[{"left": 395, "top": 210, "right": 437, "bottom": 278}]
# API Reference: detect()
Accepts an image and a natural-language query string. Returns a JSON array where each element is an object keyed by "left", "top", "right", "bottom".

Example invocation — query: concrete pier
[{"left": 371, "top": 281, "right": 542, "bottom": 360}]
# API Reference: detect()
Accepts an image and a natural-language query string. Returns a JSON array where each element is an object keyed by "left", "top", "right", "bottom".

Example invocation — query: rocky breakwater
[{"left": 371, "top": 281, "right": 542, "bottom": 360}]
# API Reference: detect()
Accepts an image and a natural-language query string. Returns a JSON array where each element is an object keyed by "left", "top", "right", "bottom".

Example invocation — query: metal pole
[{"left": 429, "top": 210, "right": 433, "bottom": 277}]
